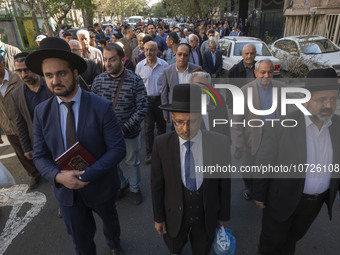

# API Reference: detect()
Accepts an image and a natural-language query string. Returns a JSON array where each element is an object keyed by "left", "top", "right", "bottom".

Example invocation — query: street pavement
[{"left": 1, "top": 122, "right": 340, "bottom": 255}]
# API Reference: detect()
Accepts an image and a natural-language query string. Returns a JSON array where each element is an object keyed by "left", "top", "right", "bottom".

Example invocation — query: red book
[{"left": 55, "top": 141, "right": 96, "bottom": 170}]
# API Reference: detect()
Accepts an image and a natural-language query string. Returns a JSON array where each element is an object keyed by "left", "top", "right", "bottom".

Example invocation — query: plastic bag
[
  {"left": 0, "top": 162, "right": 15, "bottom": 188},
  {"left": 213, "top": 226, "right": 236, "bottom": 255}
]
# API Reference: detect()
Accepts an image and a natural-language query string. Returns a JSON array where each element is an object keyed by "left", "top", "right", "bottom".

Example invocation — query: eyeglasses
[
  {"left": 173, "top": 119, "right": 200, "bottom": 128},
  {"left": 312, "top": 97, "right": 338, "bottom": 105}
]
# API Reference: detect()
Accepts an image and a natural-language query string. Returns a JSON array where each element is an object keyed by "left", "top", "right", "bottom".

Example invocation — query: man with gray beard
[{"left": 253, "top": 68, "right": 340, "bottom": 255}]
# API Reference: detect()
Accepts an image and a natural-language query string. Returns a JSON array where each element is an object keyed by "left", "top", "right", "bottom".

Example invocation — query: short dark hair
[
  {"left": 98, "top": 39, "right": 107, "bottom": 46},
  {"left": 177, "top": 43, "right": 191, "bottom": 53},
  {"left": 63, "top": 31, "right": 72, "bottom": 38},
  {"left": 157, "top": 26, "right": 163, "bottom": 30},
  {"left": 104, "top": 44, "right": 125, "bottom": 59},
  {"left": 61, "top": 24, "right": 67, "bottom": 30},
  {"left": 142, "top": 35, "right": 153, "bottom": 44},
  {"left": 168, "top": 32, "right": 179, "bottom": 44},
  {"left": 112, "top": 32, "right": 123, "bottom": 40},
  {"left": 94, "top": 23, "right": 99, "bottom": 28},
  {"left": 147, "top": 23, "right": 156, "bottom": 29},
  {"left": 14, "top": 52, "right": 29, "bottom": 63},
  {"left": 208, "top": 29, "right": 215, "bottom": 34}
]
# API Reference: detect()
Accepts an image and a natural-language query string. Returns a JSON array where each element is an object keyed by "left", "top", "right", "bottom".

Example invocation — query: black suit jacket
[
  {"left": 253, "top": 110, "right": 340, "bottom": 222},
  {"left": 151, "top": 130, "right": 231, "bottom": 239},
  {"left": 202, "top": 49, "right": 223, "bottom": 77}
]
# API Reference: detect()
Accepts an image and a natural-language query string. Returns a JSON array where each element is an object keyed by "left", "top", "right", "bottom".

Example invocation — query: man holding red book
[{"left": 26, "top": 37, "right": 126, "bottom": 255}]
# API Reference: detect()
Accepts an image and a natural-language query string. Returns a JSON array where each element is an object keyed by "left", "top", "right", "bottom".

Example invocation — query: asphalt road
[{"left": 1, "top": 125, "right": 340, "bottom": 255}]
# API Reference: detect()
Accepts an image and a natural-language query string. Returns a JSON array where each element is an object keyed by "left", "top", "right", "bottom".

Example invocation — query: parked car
[
  {"left": 128, "top": 16, "right": 144, "bottom": 26},
  {"left": 270, "top": 35, "right": 340, "bottom": 77},
  {"left": 218, "top": 36, "right": 281, "bottom": 77},
  {"left": 102, "top": 22, "right": 116, "bottom": 30}
]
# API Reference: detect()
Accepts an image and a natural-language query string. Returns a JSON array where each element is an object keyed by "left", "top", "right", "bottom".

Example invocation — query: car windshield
[
  {"left": 234, "top": 42, "right": 272, "bottom": 56},
  {"left": 299, "top": 39, "right": 340, "bottom": 54},
  {"left": 129, "top": 19, "right": 140, "bottom": 23}
]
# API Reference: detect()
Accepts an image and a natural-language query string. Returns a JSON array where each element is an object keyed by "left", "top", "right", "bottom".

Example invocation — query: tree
[
  {"left": 152, "top": 2, "right": 167, "bottom": 18},
  {"left": 44, "top": 0, "right": 74, "bottom": 29},
  {"left": 74, "top": 0, "right": 95, "bottom": 27},
  {"left": 161, "top": 0, "right": 226, "bottom": 20}
]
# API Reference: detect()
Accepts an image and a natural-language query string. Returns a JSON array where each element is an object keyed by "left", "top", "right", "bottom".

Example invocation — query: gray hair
[
  {"left": 242, "top": 44, "right": 256, "bottom": 53},
  {"left": 208, "top": 38, "right": 217, "bottom": 47},
  {"left": 137, "top": 32, "right": 146, "bottom": 39},
  {"left": 69, "top": 39, "right": 82, "bottom": 49},
  {"left": 144, "top": 40, "right": 157, "bottom": 49},
  {"left": 188, "top": 34, "right": 198, "bottom": 42},
  {"left": 187, "top": 71, "right": 212, "bottom": 85},
  {"left": 76, "top": 29, "right": 89, "bottom": 38},
  {"left": 255, "top": 59, "right": 274, "bottom": 70}
]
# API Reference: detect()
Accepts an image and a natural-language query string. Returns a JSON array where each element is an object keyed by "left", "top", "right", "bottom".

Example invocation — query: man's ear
[{"left": 73, "top": 69, "right": 79, "bottom": 78}]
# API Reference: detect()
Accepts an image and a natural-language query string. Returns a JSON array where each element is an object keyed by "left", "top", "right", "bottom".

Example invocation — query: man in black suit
[
  {"left": 202, "top": 39, "right": 223, "bottom": 78},
  {"left": 151, "top": 84, "right": 231, "bottom": 255},
  {"left": 253, "top": 68, "right": 340, "bottom": 255}
]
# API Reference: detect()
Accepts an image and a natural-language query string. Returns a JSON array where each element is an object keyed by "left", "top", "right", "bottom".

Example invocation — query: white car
[
  {"left": 218, "top": 36, "right": 281, "bottom": 77},
  {"left": 270, "top": 35, "right": 340, "bottom": 77}
]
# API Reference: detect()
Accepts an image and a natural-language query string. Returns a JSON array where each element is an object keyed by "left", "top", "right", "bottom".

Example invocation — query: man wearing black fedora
[
  {"left": 26, "top": 37, "right": 126, "bottom": 255},
  {"left": 253, "top": 68, "right": 340, "bottom": 255},
  {"left": 151, "top": 83, "right": 231, "bottom": 255}
]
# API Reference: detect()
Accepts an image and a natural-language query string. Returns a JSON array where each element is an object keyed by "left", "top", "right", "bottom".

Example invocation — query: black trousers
[
  {"left": 259, "top": 191, "right": 328, "bottom": 255},
  {"left": 7, "top": 134, "right": 40, "bottom": 178},
  {"left": 60, "top": 191, "right": 121, "bottom": 255},
  {"left": 144, "top": 96, "right": 166, "bottom": 155},
  {"left": 163, "top": 220, "right": 213, "bottom": 255}
]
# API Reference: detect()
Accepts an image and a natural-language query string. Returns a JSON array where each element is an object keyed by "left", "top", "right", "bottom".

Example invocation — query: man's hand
[
  {"left": 217, "top": 220, "right": 228, "bottom": 228},
  {"left": 164, "top": 118, "right": 170, "bottom": 123},
  {"left": 55, "top": 170, "right": 89, "bottom": 190},
  {"left": 24, "top": 151, "right": 34, "bottom": 160},
  {"left": 154, "top": 222, "right": 167, "bottom": 235},
  {"left": 254, "top": 200, "right": 266, "bottom": 209},
  {"left": 212, "top": 74, "right": 217, "bottom": 78}
]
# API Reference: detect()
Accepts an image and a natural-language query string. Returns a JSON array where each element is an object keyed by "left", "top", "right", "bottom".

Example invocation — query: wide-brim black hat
[
  {"left": 304, "top": 68, "right": 340, "bottom": 91},
  {"left": 159, "top": 83, "right": 215, "bottom": 113},
  {"left": 25, "top": 37, "right": 87, "bottom": 76}
]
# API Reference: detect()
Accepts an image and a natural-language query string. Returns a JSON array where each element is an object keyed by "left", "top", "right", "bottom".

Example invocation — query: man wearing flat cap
[
  {"left": 151, "top": 83, "right": 231, "bottom": 255},
  {"left": 253, "top": 68, "right": 340, "bottom": 255},
  {"left": 26, "top": 37, "right": 126, "bottom": 255}
]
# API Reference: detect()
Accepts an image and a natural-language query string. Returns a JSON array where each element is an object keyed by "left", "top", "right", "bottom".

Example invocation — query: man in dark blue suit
[
  {"left": 26, "top": 37, "right": 126, "bottom": 255},
  {"left": 202, "top": 39, "right": 223, "bottom": 78}
]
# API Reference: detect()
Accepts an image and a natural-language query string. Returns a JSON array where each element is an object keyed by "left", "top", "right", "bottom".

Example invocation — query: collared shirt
[
  {"left": 135, "top": 57, "right": 168, "bottom": 96},
  {"left": 166, "top": 48, "right": 176, "bottom": 65},
  {"left": 24, "top": 78, "right": 49, "bottom": 119},
  {"left": 256, "top": 81, "right": 276, "bottom": 122},
  {"left": 57, "top": 86, "right": 82, "bottom": 150},
  {"left": 179, "top": 130, "right": 203, "bottom": 189},
  {"left": 0, "top": 70, "right": 9, "bottom": 97},
  {"left": 211, "top": 52, "right": 216, "bottom": 67},
  {"left": 153, "top": 34, "right": 168, "bottom": 52},
  {"left": 243, "top": 61, "right": 255, "bottom": 78},
  {"left": 303, "top": 116, "right": 332, "bottom": 195},
  {"left": 176, "top": 65, "right": 189, "bottom": 84}
]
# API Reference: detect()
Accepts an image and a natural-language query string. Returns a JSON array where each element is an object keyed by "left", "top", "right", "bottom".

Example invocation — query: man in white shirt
[
  {"left": 135, "top": 41, "right": 168, "bottom": 163},
  {"left": 253, "top": 68, "right": 340, "bottom": 255}
]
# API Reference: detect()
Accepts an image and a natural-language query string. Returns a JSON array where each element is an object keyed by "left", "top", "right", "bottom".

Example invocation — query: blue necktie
[{"left": 184, "top": 141, "right": 197, "bottom": 191}]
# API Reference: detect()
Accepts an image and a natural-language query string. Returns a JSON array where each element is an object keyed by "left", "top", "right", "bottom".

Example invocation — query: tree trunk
[
  {"left": 82, "top": 8, "right": 92, "bottom": 28},
  {"left": 31, "top": 10, "right": 40, "bottom": 35},
  {"left": 193, "top": 0, "right": 202, "bottom": 19},
  {"left": 37, "top": 0, "right": 54, "bottom": 36}
]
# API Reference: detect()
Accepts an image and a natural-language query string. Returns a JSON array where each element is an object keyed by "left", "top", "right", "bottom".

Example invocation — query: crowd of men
[{"left": 0, "top": 17, "right": 339, "bottom": 255}]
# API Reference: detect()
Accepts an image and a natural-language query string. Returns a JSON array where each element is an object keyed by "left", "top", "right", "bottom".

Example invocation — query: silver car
[
  {"left": 218, "top": 36, "right": 281, "bottom": 77},
  {"left": 270, "top": 35, "right": 340, "bottom": 77}
]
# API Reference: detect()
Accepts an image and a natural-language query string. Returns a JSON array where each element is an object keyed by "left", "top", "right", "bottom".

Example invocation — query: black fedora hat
[
  {"left": 304, "top": 68, "right": 340, "bottom": 91},
  {"left": 25, "top": 37, "right": 87, "bottom": 76},
  {"left": 159, "top": 83, "right": 215, "bottom": 113}
]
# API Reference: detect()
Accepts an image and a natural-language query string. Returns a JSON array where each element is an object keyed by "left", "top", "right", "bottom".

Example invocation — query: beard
[
  {"left": 52, "top": 76, "right": 77, "bottom": 97},
  {"left": 107, "top": 61, "right": 123, "bottom": 76},
  {"left": 307, "top": 104, "right": 334, "bottom": 123},
  {"left": 23, "top": 75, "right": 38, "bottom": 85}
]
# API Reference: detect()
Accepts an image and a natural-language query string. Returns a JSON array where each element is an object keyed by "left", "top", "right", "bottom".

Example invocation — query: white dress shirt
[
  {"left": 179, "top": 130, "right": 204, "bottom": 189},
  {"left": 303, "top": 116, "right": 332, "bottom": 195},
  {"left": 0, "top": 70, "right": 10, "bottom": 97},
  {"left": 176, "top": 65, "right": 189, "bottom": 84}
]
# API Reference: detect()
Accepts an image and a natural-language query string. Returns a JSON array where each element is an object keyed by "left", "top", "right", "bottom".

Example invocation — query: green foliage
[
  {"left": 24, "top": 45, "right": 39, "bottom": 53},
  {"left": 152, "top": 2, "right": 167, "bottom": 18},
  {"left": 161, "top": 0, "right": 226, "bottom": 19}
]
